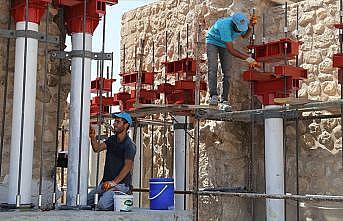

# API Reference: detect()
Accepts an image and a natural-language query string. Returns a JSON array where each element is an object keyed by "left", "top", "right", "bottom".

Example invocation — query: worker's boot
[
  {"left": 208, "top": 95, "right": 219, "bottom": 106},
  {"left": 220, "top": 100, "right": 232, "bottom": 111}
]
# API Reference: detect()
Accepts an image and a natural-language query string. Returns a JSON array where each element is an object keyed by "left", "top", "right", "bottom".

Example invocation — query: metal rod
[
  {"left": 339, "top": 0, "right": 343, "bottom": 170},
  {"left": 61, "top": 126, "right": 65, "bottom": 204},
  {"left": 196, "top": 99, "right": 343, "bottom": 121},
  {"left": 248, "top": 7, "right": 256, "bottom": 220},
  {"left": 193, "top": 23, "right": 202, "bottom": 221},
  {"left": 151, "top": 40, "right": 155, "bottom": 178},
  {"left": 139, "top": 126, "right": 142, "bottom": 207},
  {"left": 184, "top": 116, "right": 188, "bottom": 210},
  {"left": 76, "top": 0, "right": 88, "bottom": 205},
  {"left": 38, "top": 3, "right": 50, "bottom": 209},
  {"left": 197, "top": 191, "right": 343, "bottom": 202},
  {"left": 295, "top": 3, "right": 300, "bottom": 221},
  {"left": 16, "top": 0, "right": 30, "bottom": 207},
  {"left": 162, "top": 31, "right": 168, "bottom": 177},
  {"left": 135, "top": 38, "right": 144, "bottom": 108},
  {"left": 0, "top": 0, "right": 12, "bottom": 176}
]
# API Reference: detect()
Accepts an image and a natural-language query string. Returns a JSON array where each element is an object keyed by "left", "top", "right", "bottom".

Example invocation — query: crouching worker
[{"left": 87, "top": 112, "right": 136, "bottom": 210}]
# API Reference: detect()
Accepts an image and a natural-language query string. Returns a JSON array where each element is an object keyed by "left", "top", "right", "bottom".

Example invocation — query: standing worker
[
  {"left": 87, "top": 112, "right": 136, "bottom": 210},
  {"left": 206, "top": 12, "right": 258, "bottom": 110}
]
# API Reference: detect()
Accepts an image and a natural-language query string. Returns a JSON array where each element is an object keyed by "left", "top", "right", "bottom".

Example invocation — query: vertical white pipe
[
  {"left": 132, "top": 126, "right": 141, "bottom": 207},
  {"left": 67, "top": 33, "right": 92, "bottom": 206},
  {"left": 8, "top": 21, "right": 39, "bottom": 205},
  {"left": 264, "top": 105, "right": 285, "bottom": 221},
  {"left": 174, "top": 116, "right": 188, "bottom": 210}
]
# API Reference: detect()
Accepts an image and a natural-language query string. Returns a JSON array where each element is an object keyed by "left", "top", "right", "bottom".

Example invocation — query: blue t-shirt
[
  {"left": 102, "top": 134, "right": 136, "bottom": 185},
  {"left": 206, "top": 16, "right": 246, "bottom": 48}
]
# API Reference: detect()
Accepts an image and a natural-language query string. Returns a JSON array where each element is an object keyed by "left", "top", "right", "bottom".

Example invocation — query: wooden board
[{"left": 274, "top": 97, "right": 315, "bottom": 105}]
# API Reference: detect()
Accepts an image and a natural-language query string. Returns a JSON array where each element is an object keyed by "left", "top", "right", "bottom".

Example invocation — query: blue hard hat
[
  {"left": 112, "top": 112, "right": 133, "bottom": 126},
  {"left": 232, "top": 12, "right": 249, "bottom": 32}
]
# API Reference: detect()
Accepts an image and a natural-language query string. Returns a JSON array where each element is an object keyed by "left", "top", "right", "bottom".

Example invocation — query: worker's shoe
[
  {"left": 220, "top": 101, "right": 232, "bottom": 111},
  {"left": 208, "top": 95, "right": 219, "bottom": 106}
]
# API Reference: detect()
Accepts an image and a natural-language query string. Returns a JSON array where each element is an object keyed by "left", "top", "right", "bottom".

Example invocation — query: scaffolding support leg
[
  {"left": 264, "top": 105, "right": 285, "bottom": 221},
  {"left": 66, "top": 32, "right": 92, "bottom": 207},
  {"left": 7, "top": 21, "right": 39, "bottom": 206}
]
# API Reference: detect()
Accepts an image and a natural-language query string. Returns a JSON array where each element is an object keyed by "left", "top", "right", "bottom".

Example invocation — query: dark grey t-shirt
[{"left": 102, "top": 134, "right": 136, "bottom": 186}]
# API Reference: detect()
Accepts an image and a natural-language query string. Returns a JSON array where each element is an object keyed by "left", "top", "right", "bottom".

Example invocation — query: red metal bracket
[
  {"left": 163, "top": 58, "right": 196, "bottom": 76},
  {"left": 90, "top": 104, "right": 109, "bottom": 116},
  {"left": 167, "top": 90, "right": 195, "bottom": 105},
  {"left": 252, "top": 77, "right": 298, "bottom": 105},
  {"left": 334, "top": 24, "right": 343, "bottom": 29},
  {"left": 249, "top": 38, "right": 300, "bottom": 62},
  {"left": 91, "top": 96, "right": 119, "bottom": 106},
  {"left": 120, "top": 71, "right": 154, "bottom": 86},
  {"left": 59, "top": 0, "right": 118, "bottom": 34},
  {"left": 333, "top": 53, "right": 343, "bottom": 68},
  {"left": 11, "top": 0, "right": 51, "bottom": 23},
  {"left": 157, "top": 83, "right": 175, "bottom": 95},
  {"left": 113, "top": 92, "right": 130, "bottom": 103},
  {"left": 174, "top": 80, "right": 207, "bottom": 91},
  {"left": 91, "top": 77, "right": 115, "bottom": 93},
  {"left": 274, "top": 66, "right": 307, "bottom": 79},
  {"left": 242, "top": 70, "right": 275, "bottom": 81},
  {"left": 130, "top": 89, "right": 158, "bottom": 101}
]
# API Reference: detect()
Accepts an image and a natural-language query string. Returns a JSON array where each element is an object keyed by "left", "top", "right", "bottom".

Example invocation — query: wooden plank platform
[{"left": 274, "top": 97, "right": 316, "bottom": 105}]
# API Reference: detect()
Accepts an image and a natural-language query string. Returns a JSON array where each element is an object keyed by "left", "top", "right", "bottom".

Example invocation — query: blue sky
[{"left": 66, "top": 0, "right": 158, "bottom": 92}]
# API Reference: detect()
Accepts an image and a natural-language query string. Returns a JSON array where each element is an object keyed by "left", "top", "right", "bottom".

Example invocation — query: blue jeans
[
  {"left": 87, "top": 182, "right": 130, "bottom": 210},
  {"left": 207, "top": 43, "right": 232, "bottom": 101}
]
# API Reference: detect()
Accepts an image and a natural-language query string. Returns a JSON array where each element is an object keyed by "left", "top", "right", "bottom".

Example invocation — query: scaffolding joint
[{"left": 0, "top": 28, "right": 59, "bottom": 44}]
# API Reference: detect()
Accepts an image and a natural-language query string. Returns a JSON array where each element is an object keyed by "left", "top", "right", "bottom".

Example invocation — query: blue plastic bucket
[{"left": 149, "top": 178, "right": 174, "bottom": 210}]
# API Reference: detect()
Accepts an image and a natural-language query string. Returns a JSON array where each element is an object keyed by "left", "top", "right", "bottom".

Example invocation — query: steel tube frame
[
  {"left": 66, "top": 32, "right": 92, "bottom": 207},
  {"left": 8, "top": 21, "right": 39, "bottom": 206}
]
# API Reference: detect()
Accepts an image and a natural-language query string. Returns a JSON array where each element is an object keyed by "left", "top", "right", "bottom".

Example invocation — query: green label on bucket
[{"left": 124, "top": 200, "right": 133, "bottom": 206}]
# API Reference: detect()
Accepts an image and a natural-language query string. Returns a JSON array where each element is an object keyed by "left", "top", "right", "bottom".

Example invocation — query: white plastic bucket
[{"left": 113, "top": 194, "right": 134, "bottom": 212}]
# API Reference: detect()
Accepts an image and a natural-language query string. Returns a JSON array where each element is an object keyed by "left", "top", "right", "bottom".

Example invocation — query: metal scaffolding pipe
[
  {"left": 197, "top": 191, "right": 343, "bottom": 202},
  {"left": 265, "top": 105, "right": 285, "bottom": 221},
  {"left": 132, "top": 126, "right": 142, "bottom": 207},
  {"left": 7, "top": 21, "right": 39, "bottom": 206},
  {"left": 173, "top": 116, "right": 188, "bottom": 210},
  {"left": 67, "top": 32, "right": 92, "bottom": 207}
]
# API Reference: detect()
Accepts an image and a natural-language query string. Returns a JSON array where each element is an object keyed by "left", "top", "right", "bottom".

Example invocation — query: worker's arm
[
  {"left": 112, "top": 159, "right": 134, "bottom": 185},
  {"left": 102, "top": 159, "right": 134, "bottom": 191},
  {"left": 89, "top": 126, "right": 107, "bottom": 153},
  {"left": 241, "top": 25, "right": 253, "bottom": 39},
  {"left": 225, "top": 42, "right": 249, "bottom": 60}
]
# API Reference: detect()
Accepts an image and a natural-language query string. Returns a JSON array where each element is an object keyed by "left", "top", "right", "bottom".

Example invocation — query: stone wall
[{"left": 0, "top": 3, "right": 70, "bottom": 208}]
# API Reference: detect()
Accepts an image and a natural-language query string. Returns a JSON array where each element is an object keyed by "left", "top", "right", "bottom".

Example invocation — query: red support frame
[
  {"left": 242, "top": 70, "right": 275, "bottom": 81},
  {"left": 249, "top": 38, "right": 300, "bottom": 63},
  {"left": 162, "top": 57, "right": 196, "bottom": 76},
  {"left": 91, "top": 77, "right": 115, "bottom": 93},
  {"left": 11, "top": 0, "right": 51, "bottom": 23},
  {"left": 120, "top": 71, "right": 154, "bottom": 86},
  {"left": 91, "top": 96, "right": 119, "bottom": 106},
  {"left": 274, "top": 66, "right": 307, "bottom": 79}
]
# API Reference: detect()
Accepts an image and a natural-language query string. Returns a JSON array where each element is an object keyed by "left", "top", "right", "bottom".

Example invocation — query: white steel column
[
  {"left": 67, "top": 32, "right": 92, "bottom": 206},
  {"left": 264, "top": 105, "right": 285, "bottom": 221},
  {"left": 132, "top": 126, "right": 141, "bottom": 207},
  {"left": 173, "top": 116, "right": 188, "bottom": 210},
  {"left": 8, "top": 21, "right": 39, "bottom": 205}
]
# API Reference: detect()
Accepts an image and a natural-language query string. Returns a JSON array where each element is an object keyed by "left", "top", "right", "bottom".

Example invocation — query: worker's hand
[
  {"left": 246, "top": 57, "right": 260, "bottom": 68},
  {"left": 89, "top": 126, "right": 96, "bottom": 139},
  {"left": 102, "top": 181, "right": 117, "bottom": 192},
  {"left": 249, "top": 15, "right": 257, "bottom": 26}
]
